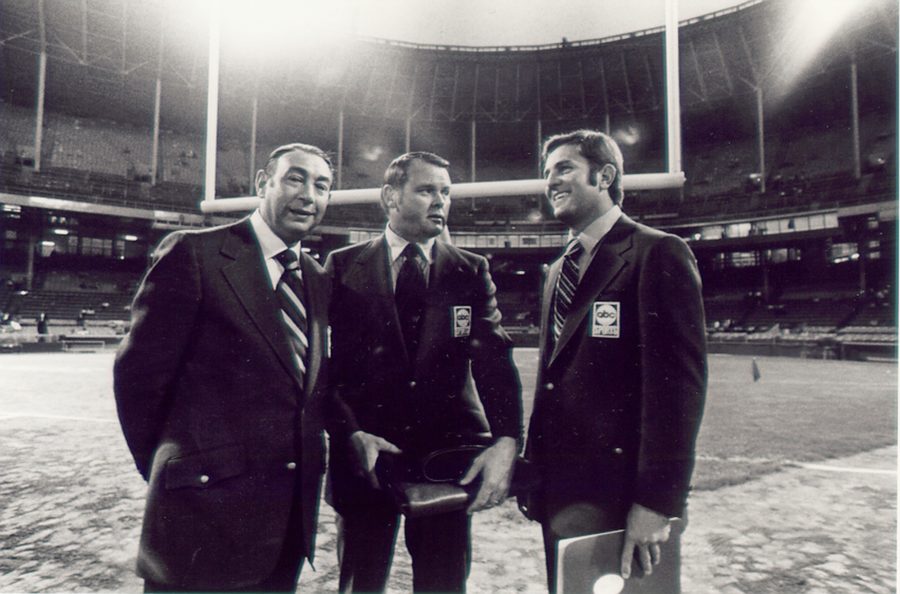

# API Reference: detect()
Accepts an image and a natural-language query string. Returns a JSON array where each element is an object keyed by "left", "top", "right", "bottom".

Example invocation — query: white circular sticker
[{"left": 593, "top": 573, "right": 625, "bottom": 594}]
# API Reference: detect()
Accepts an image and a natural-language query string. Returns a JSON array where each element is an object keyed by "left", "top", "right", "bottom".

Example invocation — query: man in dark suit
[
  {"left": 114, "top": 143, "right": 334, "bottom": 593},
  {"left": 325, "top": 151, "right": 523, "bottom": 593},
  {"left": 522, "top": 130, "right": 707, "bottom": 592}
]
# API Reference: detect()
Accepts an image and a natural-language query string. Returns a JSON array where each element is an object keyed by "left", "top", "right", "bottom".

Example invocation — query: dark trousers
[{"left": 337, "top": 501, "right": 471, "bottom": 593}]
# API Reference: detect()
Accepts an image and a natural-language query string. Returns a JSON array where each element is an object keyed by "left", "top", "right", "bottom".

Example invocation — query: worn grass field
[
  {"left": 513, "top": 350, "right": 898, "bottom": 489},
  {"left": 0, "top": 350, "right": 895, "bottom": 593}
]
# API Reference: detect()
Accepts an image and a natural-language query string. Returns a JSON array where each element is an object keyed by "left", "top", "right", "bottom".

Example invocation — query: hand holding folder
[{"left": 557, "top": 518, "right": 684, "bottom": 594}]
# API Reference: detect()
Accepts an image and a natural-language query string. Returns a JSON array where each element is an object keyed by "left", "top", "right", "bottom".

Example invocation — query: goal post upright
[{"left": 199, "top": 2, "right": 686, "bottom": 215}]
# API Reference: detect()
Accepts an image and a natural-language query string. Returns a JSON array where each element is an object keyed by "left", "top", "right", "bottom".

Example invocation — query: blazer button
[
  {"left": 199, "top": 474, "right": 210, "bottom": 484},
  {"left": 613, "top": 447, "right": 623, "bottom": 455},
  {"left": 286, "top": 462, "right": 297, "bottom": 470},
  {"left": 544, "top": 382, "right": 554, "bottom": 391}
]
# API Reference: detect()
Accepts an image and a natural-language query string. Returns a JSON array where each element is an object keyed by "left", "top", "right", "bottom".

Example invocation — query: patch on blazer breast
[
  {"left": 453, "top": 306, "right": 472, "bottom": 337},
  {"left": 590, "top": 301, "right": 620, "bottom": 338}
]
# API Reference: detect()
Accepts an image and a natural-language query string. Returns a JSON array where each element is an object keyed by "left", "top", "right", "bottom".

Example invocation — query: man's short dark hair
[
  {"left": 263, "top": 143, "right": 335, "bottom": 185},
  {"left": 383, "top": 151, "right": 450, "bottom": 188},
  {"left": 542, "top": 130, "right": 625, "bottom": 204}
]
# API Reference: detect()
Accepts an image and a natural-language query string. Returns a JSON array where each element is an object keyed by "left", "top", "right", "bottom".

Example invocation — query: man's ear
[
  {"left": 380, "top": 185, "right": 397, "bottom": 213},
  {"left": 597, "top": 163, "right": 617, "bottom": 191},
  {"left": 255, "top": 169, "right": 268, "bottom": 198}
]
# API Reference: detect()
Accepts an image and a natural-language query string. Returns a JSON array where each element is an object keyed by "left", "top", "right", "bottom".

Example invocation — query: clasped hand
[
  {"left": 349, "top": 432, "right": 517, "bottom": 514},
  {"left": 459, "top": 436, "right": 517, "bottom": 514}
]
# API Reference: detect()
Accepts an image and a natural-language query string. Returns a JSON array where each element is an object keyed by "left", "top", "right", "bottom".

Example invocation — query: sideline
[
  {"left": 0, "top": 412, "right": 117, "bottom": 423},
  {"left": 798, "top": 462, "right": 897, "bottom": 475}
]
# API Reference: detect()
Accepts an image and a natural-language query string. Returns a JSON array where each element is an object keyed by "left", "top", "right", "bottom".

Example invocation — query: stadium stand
[{"left": 0, "top": 0, "right": 895, "bottom": 358}]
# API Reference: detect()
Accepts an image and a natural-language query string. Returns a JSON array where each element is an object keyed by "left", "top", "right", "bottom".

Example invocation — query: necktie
[
  {"left": 395, "top": 243, "right": 427, "bottom": 360},
  {"left": 553, "top": 240, "right": 584, "bottom": 342},
  {"left": 275, "top": 249, "right": 308, "bottom": 390}
]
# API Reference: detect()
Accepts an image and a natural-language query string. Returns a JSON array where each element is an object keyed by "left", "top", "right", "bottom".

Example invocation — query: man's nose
[
  {"left": 297, "top": 180, "right": 315, "bottom": 199},
  {"left": 545, "top": 172, "right": 559, "bottom": 197}
]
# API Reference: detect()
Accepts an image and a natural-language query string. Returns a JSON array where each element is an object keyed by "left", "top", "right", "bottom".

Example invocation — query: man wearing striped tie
[
  {"left": 115, "top": 143, "right": 334, "bottom": 593},
  {"left": 521, "top": 130, "right": 707, "bottom": 593}
]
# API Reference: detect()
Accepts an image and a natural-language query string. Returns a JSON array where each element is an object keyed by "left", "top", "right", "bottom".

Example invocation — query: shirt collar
[
  {"left": 384, "top": 224, "right": 435, "bottom": 264},
  {"left": 250, "top": 210, "right": 301, "bottom": 260},
  {"left": 570, "top": 204, "right": 622, "bottom": 255}
]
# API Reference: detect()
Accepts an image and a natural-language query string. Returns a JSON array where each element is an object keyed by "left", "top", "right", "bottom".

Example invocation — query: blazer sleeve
[
  {"left": 323, "top": 252, "right": 361, "bottom": 444},
  {"left": 633, "top": 234, "right": 707, "bottom": 518},
  {"left": 113, "top": 232, "right": 202, "bottom": 479},
  {"left": 469, "top": 255, "right": 524, "bottom": 444}
]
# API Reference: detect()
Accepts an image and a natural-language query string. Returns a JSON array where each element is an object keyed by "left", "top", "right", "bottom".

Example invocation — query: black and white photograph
[{"left": 0, "top": 0, "right": 896, "bottom": 592}]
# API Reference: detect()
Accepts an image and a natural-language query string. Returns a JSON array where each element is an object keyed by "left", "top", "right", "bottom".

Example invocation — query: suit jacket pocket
[{"left": 164, "top": 444, "right": 246, "bottom": 490}]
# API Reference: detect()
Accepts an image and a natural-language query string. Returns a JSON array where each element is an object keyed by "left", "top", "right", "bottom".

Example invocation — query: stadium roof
[
  {"left": 355, "top": 0, "right": 748, "bottom": 47},
  {"left": 1, "top": 0, "right": 896, "bottom": 133}
]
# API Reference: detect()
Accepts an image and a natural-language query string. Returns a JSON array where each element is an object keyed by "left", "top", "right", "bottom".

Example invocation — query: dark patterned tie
[
  {"left": 395, "top": 243, "right": 427, "bottom": 360},
  {"left": 553, "top": 240, "right": 584, "bottom": 342},
  {"left": 275, "top": 249, "right": 308, "bottom": 390}
]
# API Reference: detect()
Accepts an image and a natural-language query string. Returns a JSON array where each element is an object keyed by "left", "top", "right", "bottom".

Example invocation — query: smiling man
[
  {"left": 115, "top": 143, "right": 334, "bottom": 593},
  {"left": 521, "top": 130, "right": 707, "bottom": 593},
  {"left": 325, "top": 151, "right": 523, "bottom": 593}
]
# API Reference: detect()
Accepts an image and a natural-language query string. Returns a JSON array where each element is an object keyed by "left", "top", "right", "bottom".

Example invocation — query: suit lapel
[
  {"left": 220, "top": 220, "right": 299, "bottom": 387},
  {"left": 299, "top": 252, "right": 326, "bottom": 401},
  {"left": 548, "top": 216, "right": 635, "bottom": 368},
  {"left": 540, "top": 258, "right": 562, "bottom": 368},
  {"left": 349, "top": 237, "right": 410, "bottom": 368}
]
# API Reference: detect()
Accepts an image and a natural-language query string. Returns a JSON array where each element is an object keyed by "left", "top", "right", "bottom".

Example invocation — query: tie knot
[
  {"left": 401, "top": 243, "right": 424, "bottom": 263},
  {"left": 565, "top": 240, "right": 584, "bottom": 259},
  {"left": 276, "top": 249, "right": 300, "bottom": 271}
]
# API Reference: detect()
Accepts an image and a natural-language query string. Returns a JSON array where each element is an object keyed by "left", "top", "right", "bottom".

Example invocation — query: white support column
[
  {"left": 470, "top": 120, "right": 477, "bottom": 183},
  {"left": 337, "top": 109, "right": 345, "bottom": 190},
  {"left": 150, "top": 77, "right": 162, "bottom": 185},
  {"left": 34, "top": 0, "right": 47, "bottom": 172},
  {"left": 849, "top": 55, "right": 861, "bottom": 180},
  {"left": 34, "top": 52, "right": 47, "bottom": 172},
  {"left": 249, "top": 88, "right": 258, "bottom": 188},
  {"left": 664, "top": 0, "right": 682, "bottom": 175},
  {"left": 405, "top": 117, "right": 412, "bottom": 153},
  {"left": 203, "top": 4, "right": 220, "bottom": 204},
  {"left": 756, "top": 85, "right": 766, "bottom": 194}
]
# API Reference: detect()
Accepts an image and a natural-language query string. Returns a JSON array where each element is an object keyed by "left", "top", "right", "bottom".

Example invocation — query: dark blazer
[
  {"left": 525, "top": 213, "right": 707, "bottom": 528},
  {"left": 325, "top": 236, "right": 522, "bottom": 510},
  {"left": 114, "top": 218, "right": 329, "bottom": 589}
]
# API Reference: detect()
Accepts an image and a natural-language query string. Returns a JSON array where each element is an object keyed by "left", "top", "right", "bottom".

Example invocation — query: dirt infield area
[{"left": 0, "top": 352, "right": 896, "bottom": 593}]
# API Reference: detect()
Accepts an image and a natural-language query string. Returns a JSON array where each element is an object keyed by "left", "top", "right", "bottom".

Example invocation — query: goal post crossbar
[{"left": 199, "top": 171, "right": 685, "bottom": 214}]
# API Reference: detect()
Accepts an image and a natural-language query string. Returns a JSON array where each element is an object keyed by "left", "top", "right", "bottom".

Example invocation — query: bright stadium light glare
[
  {"left": 771, "top": 0, "right": 874, "bottom": 94},
  {"left": 216, "top": 0, "right": 358, "bottom": 59}
]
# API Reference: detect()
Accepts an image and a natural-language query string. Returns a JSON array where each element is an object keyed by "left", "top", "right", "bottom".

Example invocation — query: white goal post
[
  {"left": 199, "top": 172, "right": 685, "bottom": 213},
  {"left": 199, "top": 0, "right": 684, "bottom": 215}
]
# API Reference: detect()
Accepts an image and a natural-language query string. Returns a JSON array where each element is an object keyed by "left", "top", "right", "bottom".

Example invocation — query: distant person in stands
[
  {"left": 36, "top": 312, "right": 48, "bottom": 342},
  {"left": 114, "top": 143, "right": 334, "bottom": 593},
  {"left": 325, "top": 151, "right": 522, "bottom": 593},
  {"left": 520, "top": 129, "right": 707, "bottom": 592}
]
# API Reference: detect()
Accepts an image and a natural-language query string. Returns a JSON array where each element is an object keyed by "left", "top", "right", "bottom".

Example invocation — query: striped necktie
[
  {"left": 275, "top": 249, "right": 308, "bottom": 389},
  {"left": 553, "top": 239, "right": 584, "bottom": 342}
]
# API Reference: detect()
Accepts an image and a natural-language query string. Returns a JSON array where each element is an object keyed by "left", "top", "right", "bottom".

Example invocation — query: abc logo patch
[
  {"left": 590, "top": 301, "right": 620, "bottom": 338},
  {"left": 453, "top": 306, "right": 472, "bottom": 337}
]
